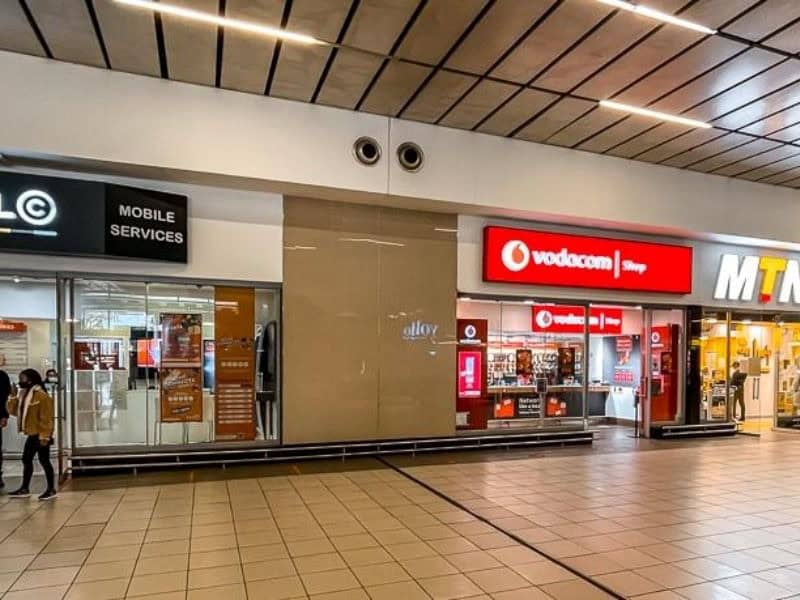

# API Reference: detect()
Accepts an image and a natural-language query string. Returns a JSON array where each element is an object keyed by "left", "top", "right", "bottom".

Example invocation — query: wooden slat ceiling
[{"left": 8, "top": 0, "right": 800, "bottom": 190}]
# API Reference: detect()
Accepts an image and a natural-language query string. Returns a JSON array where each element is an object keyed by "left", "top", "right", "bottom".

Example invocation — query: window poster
[
  {"left": 214, "top": 287, "right": 256, "bottom": 441},
  {"left": 160, "top": 313, "right": 202, "bottom": 367},
  {"left": 160, "top": 367, "right": 203, "bottom": 422},
  {"left": 159, "top": 313, "right": 203, "bottom": 423}
]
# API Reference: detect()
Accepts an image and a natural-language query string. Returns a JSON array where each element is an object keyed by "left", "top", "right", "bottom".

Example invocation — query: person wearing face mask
[
  {"left": 0, "top": 369, "right": 10, "bottom": 491},
  {"left": 7, "top": 369, "right": 56, "bottom": 500}
]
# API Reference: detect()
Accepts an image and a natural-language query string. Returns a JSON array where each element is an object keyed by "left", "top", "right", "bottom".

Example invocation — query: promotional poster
[{"left": 160, "top": 367, "right": 203, "bottom": 422}]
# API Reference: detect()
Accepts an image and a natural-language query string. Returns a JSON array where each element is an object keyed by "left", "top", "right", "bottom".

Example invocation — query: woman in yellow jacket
[{"left": 7, "top": 369, "right": 56, "bottom": 500}]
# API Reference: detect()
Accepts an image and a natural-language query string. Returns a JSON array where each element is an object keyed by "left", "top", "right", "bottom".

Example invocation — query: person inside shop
[
  {"left": 7, "top": 369, "right": 56, "bottom": 500},
  {"left": 0, "top": 368, "right": 10, "bottom": 491},
  {"left": 730, "top": 361, "right": 748, "bottom": 422}
]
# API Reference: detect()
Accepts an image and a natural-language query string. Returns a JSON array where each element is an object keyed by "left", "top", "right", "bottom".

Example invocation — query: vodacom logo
[
  {"left": 534, "top": 309, "right": 553, "bottom": 329},
  {"left": 501, "top": 240, "right": 530, "bottom": 272}
]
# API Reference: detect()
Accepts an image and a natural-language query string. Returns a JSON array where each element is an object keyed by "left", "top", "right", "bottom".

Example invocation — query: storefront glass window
[{"left": 70, "top": 278, "right": 280, "bottom": 449}]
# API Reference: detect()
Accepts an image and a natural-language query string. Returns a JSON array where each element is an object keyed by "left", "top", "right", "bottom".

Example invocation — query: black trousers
[
  {"left": 21, "top": 435, "right": 54, "bottom": 491},
  {"left": 734, "top": 391, "right": 746, "bottom": 421},
  {"left": 0, "top": 427, "right": 3, "bottom": 479}
]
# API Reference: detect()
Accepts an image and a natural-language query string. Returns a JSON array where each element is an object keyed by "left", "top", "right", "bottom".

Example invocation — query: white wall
[
  {"left": 0, "top": 166, "right": 283, "bottom": 283},
  {"left": 0, "top": 281, "right": 56, "bottom": 319},
  {"left": 3, "top": 51, "right": 800, "bottom": 246}
]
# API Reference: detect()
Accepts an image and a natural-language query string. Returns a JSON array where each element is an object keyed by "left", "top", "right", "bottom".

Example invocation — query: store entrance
[{"left": 456, "top": 298, "right": 684, "bottom": 435}]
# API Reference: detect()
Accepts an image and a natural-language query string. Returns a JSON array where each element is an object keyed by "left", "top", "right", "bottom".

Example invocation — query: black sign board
[{"left": 0, "top": 172, "right": 187, "bottom": 263}]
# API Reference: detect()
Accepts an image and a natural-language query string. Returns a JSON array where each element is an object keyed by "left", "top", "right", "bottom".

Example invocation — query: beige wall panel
[{"left": 283, "top": 197, "right": 456, "bottom": 444}]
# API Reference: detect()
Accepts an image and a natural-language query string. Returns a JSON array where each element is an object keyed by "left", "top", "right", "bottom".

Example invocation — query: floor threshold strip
[{"left": 376, "top": 456, "right": 625, "bottom": 600}]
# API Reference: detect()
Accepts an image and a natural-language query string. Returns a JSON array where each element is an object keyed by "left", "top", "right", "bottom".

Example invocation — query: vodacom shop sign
[
  {"left": 532, "top": 305, "right": 623, "bottom": 334},
  {"left": 483, "top": 226, "right": 693, "bottom": 294}
]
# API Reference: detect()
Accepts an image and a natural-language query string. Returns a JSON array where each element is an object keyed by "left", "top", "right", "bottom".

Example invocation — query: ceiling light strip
[
  {"left": 597, "top": 0, "right": 716, "bottom": 35},
  {"left": 114, "top": 0, "right": 323, "bottom": 45},
  {"left": 599, "top": 100, "right": 711, "bottom": 128}
]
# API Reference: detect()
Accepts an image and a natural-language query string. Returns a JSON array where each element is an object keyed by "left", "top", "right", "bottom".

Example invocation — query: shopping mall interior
[{"left": 5, "top": 1, "right": 800, "bottom": 598}]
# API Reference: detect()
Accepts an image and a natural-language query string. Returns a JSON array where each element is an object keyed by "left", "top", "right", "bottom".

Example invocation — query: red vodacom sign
[
  {"left": 532, "top": 306, "right": 623, "bottom": 334},
  {"left": 483, "top": 226, "right": 692, "bottom": 294}
]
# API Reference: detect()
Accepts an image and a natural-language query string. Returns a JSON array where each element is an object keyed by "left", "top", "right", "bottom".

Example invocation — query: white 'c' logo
[
  {"left": 501, "top": 240, "right": 530, "bottom": 272},
  {"left": 17, "top": 190, "right": 57, "bottom": 226}
]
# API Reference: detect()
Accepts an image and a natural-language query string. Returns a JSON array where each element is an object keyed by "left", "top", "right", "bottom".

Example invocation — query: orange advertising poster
[
  {"left": 161, "top": 313, "right": 202, "bottom": 367},
  {"left": 214, "top": 287, "right": 256, "bottom": 441},
  {"left": 160, "top": 367, "right": 203, "bottom": 422}
]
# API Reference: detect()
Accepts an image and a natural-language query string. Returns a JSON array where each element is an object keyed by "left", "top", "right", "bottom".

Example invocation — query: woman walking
[{"left": 7, "top": 369, "right": 56, "bottom": 500}]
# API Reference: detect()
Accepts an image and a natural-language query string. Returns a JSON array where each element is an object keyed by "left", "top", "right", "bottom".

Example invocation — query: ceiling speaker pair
[{"left": 353, "top": 138, "right": 424, "bottom": 172}]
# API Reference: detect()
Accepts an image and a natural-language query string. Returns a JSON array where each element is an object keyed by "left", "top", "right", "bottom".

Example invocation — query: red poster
[
  {"left": 532, "top": 305, "right": 623, "bottom": 334},
  {"left": 458, "top": 351, "right": 483, "bottom": 399},
  {"left": 650, "top": 326, "right": 671, "bottom": 350},
  {"left": 0, "top": 320, "right": 26, "bottom": 332},
  {"left": 616, "top": 336, "right": 633, "bottom": 351},
  {"left": 73, "top": 341, "right": 121, "bottom": 370},
  {"left": 136, "top": 339, "right": 160, "bottom": 367},
  {"left": 483, "top": 226, "right": 692, "bottom": 294},
  {"left": 161, "top": 313, "right": 202, "bottom": 367}
]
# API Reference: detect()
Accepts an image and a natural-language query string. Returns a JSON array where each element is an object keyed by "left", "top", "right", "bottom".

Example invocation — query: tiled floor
[
  {"left": 0, "top": 466, "right": 610, "bottom": 600},
  {"left": 401, "top": 434, "right": 800, "bottom": 599}
]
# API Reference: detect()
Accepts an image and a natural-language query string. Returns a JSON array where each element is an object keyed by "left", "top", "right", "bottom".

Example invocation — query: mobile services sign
[
  {"left": 0, "top": 172, "right": 187, "bottom": 263},
  {"left": 483, "top": 226, "right": 692, "bottom": 294}
]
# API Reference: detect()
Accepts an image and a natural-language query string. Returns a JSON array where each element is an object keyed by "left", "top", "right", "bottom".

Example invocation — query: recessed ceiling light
[
  {"left": 599, "top": 100, "right": 712, "bottom": 128},
  {"left": 114, "top": 0, "right": 323, "bottom": 45},
  {"left": 597, "top": 0, "right": 716, "bottom": 35}
]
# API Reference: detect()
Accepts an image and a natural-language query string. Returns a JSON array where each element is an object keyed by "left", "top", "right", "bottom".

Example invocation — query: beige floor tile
[
  {"left": 386, "top": 541, "right": 437, "bottom": 561},
  {"left": 716, "top": 574, "right": 793, "bottom": 599},
  {"left": 466, "top": 567, "right": 530, "bottom": 593},
  {"left": 511, "top": 561, "right": 575, "bottom": 586},
  {"left": 428, "top": 538, "right": 479, "bottom": 556},
  {"left": 634, "top": 592, "right": 692, "bottom": 600},
  {"left": 144, "top": 527, "right": 190, "bottom": 543},
  {"left": 366, "top": 580, "right": 431, "bottom": 600},
  {"left": 596, "top": 548, "right": 663, "bottom": 569},
  {"left": 127, "top": 571, "right": 188, "bottom": 597},
  {"left": 0, "top": 572, "right": 17, "bottom": 594},
  {"left": 243, "top": 558, "right": 296, "bottom": 582},
  {"left": 635, "top": 563, "right": 705, "bottom": 589},
  {"left": 95, "top": 530, "right": 146, "bottom": 548},
  {"left": 190, "top": 535, "right": 236, "bottom": 553},
  {"left": 446, "top": 551, "right": 503, "bottom": 573},
  {"left": 86, "top": 544, "right": 141, "bottom": 564},
  {"left": 122, "top": 593, "right": 184, "bottom": 600},
  {"left": 75, "top": 560, "right": 135, "bottom": 583},
  {"left": 352, "top": 562, "right": 410, "bottom": 586},
  {"left": 240, "top": 543, "right": 289, "bottom": 563},
  {"left": 418, "top": 573, "right": 484, "bottom": 600},
  {"left": 294, "top": 553, "right": 347, "bottom": 575},
  {"left": 329, "top": 534, "right": 378, "bottom": 552},
  {"left": 187, "top": 583, "right": 246, "bottom": 600},
  {"left": 135, "top": 554, "right": 189, "bottom": 576},
  {"left": 563, "top": 554, "right": 626, "bottom": 576},
  {"left": 191, "top": 523, "right": 235, "bottom": 539},
  {"left": 492, "top": 588, "right": 552, "bottom": 600},
  {"left": 2, "top": 584, "right": 70, "bottom": 600},
  {"left": 140, "top": 540, "right": 190, "bottom": 559},
  {"left": 301, "top": 568, "right": 360, "bottom": 595},
  {"left": 310, "top": 589, "right": 369, "bottom": 600},
  {"left": 595, "top": 570, "right": 665, "bottom": 596},
  {"left": 189, "top": 548, "right": 240, "bottom": 570},
  {"left": 64, "top": 578, "right": 129, "bottom": 600},
  {"left": 487, "top": 546, "right": 544, "bottom": 567},
  {"left": 246, "top": 575, "right": 307, "bottom": 599},
  {"left": 401, "top": 556, "right": 458, "bottom": 578},
  {"left": 540, "top": 579, "right": 616, "bottom": 600},
  {"left": 13, "top": 566, "right": 79, "bottom": 591},
  {"left": 674, "top": 581, "right": 750, "bottom": 600},
  {"left": 0, "top": 555, "right": 35, "bottom": 573},
  {"left": 341, "top": 547, "right": 394, "bottom": 567},
  {"left": 29, "top": 552, "right": 88, "bottom": 571},
  {"left": 188, "top": 565, "right": 243, "bottom": 589}
]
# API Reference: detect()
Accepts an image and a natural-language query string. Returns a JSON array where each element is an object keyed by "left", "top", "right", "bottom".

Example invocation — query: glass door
[
  {"left": 641, "top": 308, "right": 685, "bottom": 437},
  {"left": 729, "top": 313, "right": 777, "bottom": 435}
]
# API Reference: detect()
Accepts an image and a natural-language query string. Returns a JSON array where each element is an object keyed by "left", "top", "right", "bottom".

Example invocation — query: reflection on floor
[
  {"left": 4, "top": 428, "right": 800, "bottom": 599},
  {"left": 738, "top": 418, "right": 774, "bottom": 435}
]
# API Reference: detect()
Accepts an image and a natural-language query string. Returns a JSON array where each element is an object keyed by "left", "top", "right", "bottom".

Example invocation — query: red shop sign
[
  {"left": 483, "top": 226, "right": 692, "bottom": 294},
  {"left": 532, "top": 305, "right": 623, "bottom": 334}
]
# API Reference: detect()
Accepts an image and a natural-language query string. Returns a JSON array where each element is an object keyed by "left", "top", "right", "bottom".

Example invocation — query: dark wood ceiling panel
[
  {"left": 613, "top": 37, "right": 744, "bottom": 107},
  {"left": 578, "top": 115, "right": 659, "bottom": 153},
  {"left": 689, "top": 139, "right": 781, "bottom": 173},
  {"left": 759, "top": 165, "right": 800, "bottom": 185},
  {"left": 636, "top": 128, "right": 723, "bottom": 163},
  {"left": 395, "top": 0, "right": 488, "bottom": 64},
  {"left": 269, "top": 0, "right": 350, "bottom": 101},
  {"left": 160, "top": 0, "right": 217, "bottom": 85},
  {"left": 733, "top": 153, "right": 800, "bottom": 181},
  {"left": 722, "top": 0, "right": 800, "bottom": 40},
  {"left": 359, "top": 60, "right": 431, "bottom": 115},
  {"left": 763, "top": 22, "right": 800, "bottom": 54},
  {"left": 686, "top": 60, "right": 798, "bottom": 122},
  {"left": 513, "top": 97, "right": 594, "bottom": 143},
  {"left": 94, "top": 0, "right": 159, "bottom": 76},
  {"left": 546, "top": 107, "right": 624, "bottom": 147},
  {"left": 739, "top": 104, "right": 800, "bottom": 138},
  {"left": 533, "top": 0, "right": 686, "bottom": 93},
  {"left": 476, "top": 88, "right": 559, "bottom": 136},
  {"left": 713, "top": 82, "right": 800, "bottom": 131},
  {"left": 0, "top": 2, "right": 44, "bottom": 56},
  {"left": 445, "top": 0, "right": 557, "bottom": 75},
  {"left": 402, "top": 71, "right": 477, "bottom": 123},
  {"left": 491, "top": 0, "right": 612, "bottom": 84},
  {"left": 318, "top": 0, "right": 420, "bottom": 109},
  {"left": 712, "top": 144, "right": 799, "bottom": 176},
  {"left": 26, "top": 0, "right": 104, "bottom": 66},
  {"left": 220, "top": 0, "right": 283, "bottom": 94},
  {"left": 767, "top": 123, "right": 800, "bottom": 143},
  {"left": 662, "top": 133, "right": 757, "bottom": 167},
  {"left": 606, "top": 122, "right": 692, "bottom": 158},
  {"left": 677, "top": 0, "right": 761, "bottom": 29},
  {"left": 575, "top": 26, "right": 702, "bottom": 100},
  {"left": 439, "top": 80, "right": 517, "bottom": 129},
  {"left": 651, "top": 49, "right": 782, "bottom": 114}
]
